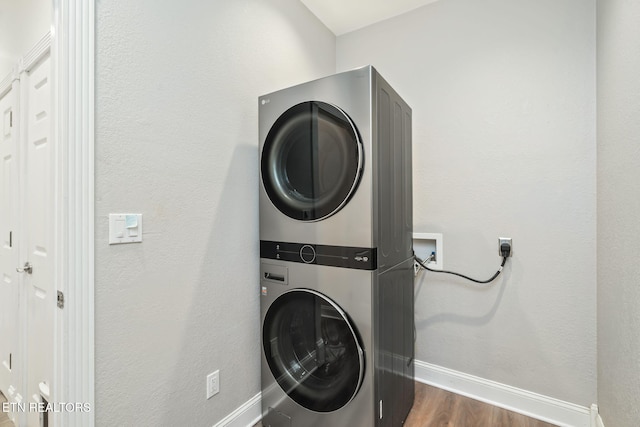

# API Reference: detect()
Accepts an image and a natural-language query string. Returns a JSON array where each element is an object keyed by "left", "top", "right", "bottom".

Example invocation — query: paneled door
[
  {"left": 0, "top": 49, "right": 56, "bottom": 426},
  {"left": 0, "top": 80, "right": 21, "bottom": 416},
  {"left": 21, "top": 52, "right": 56, "bottom": 427}
]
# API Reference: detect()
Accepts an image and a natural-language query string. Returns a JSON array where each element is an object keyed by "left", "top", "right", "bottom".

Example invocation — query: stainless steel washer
[{"left": 260, "top": 259, "right": 414, "bottom": 427}]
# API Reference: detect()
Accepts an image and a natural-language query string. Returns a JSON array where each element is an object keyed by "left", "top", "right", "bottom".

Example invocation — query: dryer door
[
  {"left": 263, "top": 289, "right": 365, "bottom": 412},
  {"left": 261, "top": 101, "right": 363, "bottom": 221}
]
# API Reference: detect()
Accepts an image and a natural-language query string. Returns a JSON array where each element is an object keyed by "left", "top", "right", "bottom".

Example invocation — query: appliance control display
[{"left": 260, "top": 241, "right": 377, "bottom": 270}]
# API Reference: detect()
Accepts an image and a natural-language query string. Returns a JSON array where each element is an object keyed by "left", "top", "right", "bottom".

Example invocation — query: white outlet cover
[{"left": 207, "top": 370, "right": 220, "bottom": 399}]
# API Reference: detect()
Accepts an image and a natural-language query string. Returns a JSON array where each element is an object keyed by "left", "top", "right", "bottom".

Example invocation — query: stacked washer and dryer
[{"left": 259, "top": 66, "right": 414, "bottom": 427}]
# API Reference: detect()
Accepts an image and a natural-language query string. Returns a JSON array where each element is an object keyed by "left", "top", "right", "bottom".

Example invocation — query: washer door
[
  {"left": 263, "top": 289, "right": 365, "bottom": 412},
  {"left": 261, "top": 101, "right": 363, "bottom": 221}
]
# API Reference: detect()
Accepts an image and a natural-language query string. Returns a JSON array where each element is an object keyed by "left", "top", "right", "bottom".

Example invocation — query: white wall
[
  {"left": 597, "top": 0, "right": 640, "bottom": 425},
  {"left": 0, "top": 0, "right": 50, "bottom": 77},
  {"left": 337, "top": 0, "right": 597, "bottom": 406},
  {"left": 94, "top": 1, "right": 335, "bottom": 424}
]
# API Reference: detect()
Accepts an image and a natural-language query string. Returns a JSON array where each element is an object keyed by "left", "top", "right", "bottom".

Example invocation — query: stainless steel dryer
[
  {"left": 259, "top": 66, "right": 414, "bottom": 427},
  {"left": 259, "top": 65, "right": 413, "bottom": 267}
]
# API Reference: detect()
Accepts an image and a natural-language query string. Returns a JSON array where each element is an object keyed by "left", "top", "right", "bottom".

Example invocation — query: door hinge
[
  {"left": 57, "top": 291, "right": 64, "bottom": 309},
  {"left": 9, "top": 231, "right": 11, "bottom": 248},
  {"left": 9, "top": 110, "right": 12, "bottom": 127}
]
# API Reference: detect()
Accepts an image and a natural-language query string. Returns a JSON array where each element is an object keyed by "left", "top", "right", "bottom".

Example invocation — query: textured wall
[
  {"left": 337, "top": 0, "right": 597, "bottom": 406},
  {"left": 94, "top": 1, "right": 335, "bottom": 425},
  {"left": 597, "top": 0, "right": 640, "bottom": 425}
]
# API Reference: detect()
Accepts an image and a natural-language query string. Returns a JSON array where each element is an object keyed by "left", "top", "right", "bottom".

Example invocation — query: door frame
[{"left": 52, "top": 1, "right": 94, "bottom": 426}]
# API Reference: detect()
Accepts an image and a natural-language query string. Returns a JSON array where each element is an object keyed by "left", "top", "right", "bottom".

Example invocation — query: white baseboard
[
  {"left": 593, "top": 407, "right": 605, "bottom": 427},
  {"left": 212, "top": 392, "right": 261, "bottom": 427},
  {"left": 415, "top": 360, "right": 592, "bottom": 427}
]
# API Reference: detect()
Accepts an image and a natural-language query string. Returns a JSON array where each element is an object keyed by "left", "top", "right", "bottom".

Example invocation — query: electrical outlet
[
  {"left": 206, "top": 370, "right": 220, "bottom": 399},
  {"left": 498, "top": 237, "right": 513, "bottom": 257}
]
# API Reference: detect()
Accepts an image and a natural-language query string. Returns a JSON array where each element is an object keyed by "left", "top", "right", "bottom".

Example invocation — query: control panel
[{"left": 260, "top": 241, "right": 377, "bottom": 270}]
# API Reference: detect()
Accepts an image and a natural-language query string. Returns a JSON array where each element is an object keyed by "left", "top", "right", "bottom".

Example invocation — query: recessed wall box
[{"left": 413, "top": 232, "right": 443, "bottom": 270}]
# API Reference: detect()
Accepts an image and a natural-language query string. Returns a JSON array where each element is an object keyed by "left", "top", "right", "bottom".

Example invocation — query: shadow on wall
[
  {"left": 413, "top": 256, "right": 576, "bottom": 399},
  {"left": 414, "top": 263, "right": 511, "bottom": 328},
  {"left": 163, "top": 143, "right": 261, "bottom": 425}
]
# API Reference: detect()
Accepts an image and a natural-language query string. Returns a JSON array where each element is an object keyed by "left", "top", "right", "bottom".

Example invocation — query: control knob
[{"left": 300, "top": 245, "right": 316, "bottom": 263}]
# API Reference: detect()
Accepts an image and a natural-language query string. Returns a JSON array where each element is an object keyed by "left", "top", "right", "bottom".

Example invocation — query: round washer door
[
  {"left": 263, "top": 289, "right": 365, "bottom": 412},
  {"left": 261, "top": 101, "right": 363, "bottom": 221}
]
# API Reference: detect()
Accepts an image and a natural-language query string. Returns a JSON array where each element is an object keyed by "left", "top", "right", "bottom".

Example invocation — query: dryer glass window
[
  {"left": 263, "top": 289, "right": 364, "bottom": 412},
  {"left": 261, "top": 101, "right": 362, "bottom": 221}
]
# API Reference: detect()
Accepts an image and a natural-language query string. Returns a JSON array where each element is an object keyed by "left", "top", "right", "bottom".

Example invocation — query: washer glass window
[
  {"left": 263, "top": 289, "right": 364, "bottom": 412},
  {"left": 261, "top": 101, "right": 362, "bottom": 221}
]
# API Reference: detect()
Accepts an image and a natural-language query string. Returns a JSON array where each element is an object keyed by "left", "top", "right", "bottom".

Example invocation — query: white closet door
[
  {"left": 22, "top": 53, "right": 55, "bottom": 427},
  {"left": 0, "top": 82, "right": 20, "bottom": 411}
]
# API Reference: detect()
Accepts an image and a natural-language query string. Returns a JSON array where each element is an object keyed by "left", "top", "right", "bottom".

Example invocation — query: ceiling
[{"left": 300, "top": 0, "right": 440, "bottom": 36}]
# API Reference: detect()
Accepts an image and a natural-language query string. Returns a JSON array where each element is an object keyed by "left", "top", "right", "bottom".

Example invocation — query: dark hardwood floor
[
  {"left": 255, "top": 382, "right": 558, "bottom": 427},
  {"left": 404, "top": 383, "right": 557, "bottom": 427}
]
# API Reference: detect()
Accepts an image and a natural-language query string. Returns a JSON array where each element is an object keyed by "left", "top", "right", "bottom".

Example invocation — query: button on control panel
[{"left": 299, "top": 245, "right": 316, "bottom": 263}]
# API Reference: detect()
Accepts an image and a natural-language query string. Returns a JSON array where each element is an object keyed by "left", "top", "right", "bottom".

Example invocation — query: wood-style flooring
[
  {"left": 404, "top": 383, "right": 557, "bottom": 427},
  {"left": 254, "top": 382, "right": 558, "bottom": 427}
]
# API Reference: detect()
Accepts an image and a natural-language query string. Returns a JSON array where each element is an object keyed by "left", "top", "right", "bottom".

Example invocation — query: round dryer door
[
  {"left": 263, "top": 289, "right": 365, "bottom": 412},
  {"left": 261, "top": 101, "right": 363, "bottom": 221}
]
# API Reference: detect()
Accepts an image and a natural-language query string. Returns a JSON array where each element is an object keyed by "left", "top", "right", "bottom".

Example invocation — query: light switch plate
[{"left": 109, "top": 214, "right": 143, "bottom": 244}]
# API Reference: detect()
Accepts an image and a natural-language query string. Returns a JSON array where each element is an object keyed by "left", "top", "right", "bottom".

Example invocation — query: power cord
[{"left": 414, "top": 241, "right": 511, "bottom": 284}]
